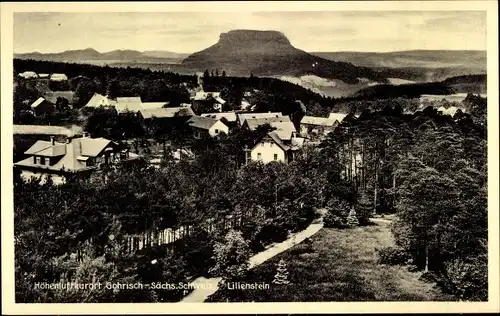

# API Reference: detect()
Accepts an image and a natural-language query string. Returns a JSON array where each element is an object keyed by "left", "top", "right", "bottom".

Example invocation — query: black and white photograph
[{"left": 1, "top": 1, "right": 498, "bottom": 314}]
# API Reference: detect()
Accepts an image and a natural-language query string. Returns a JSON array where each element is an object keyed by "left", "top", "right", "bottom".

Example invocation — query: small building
[
  {"left": 50, "top": 73, "right": 68, "bottom": 81},
  {"left": 44, "top": 91, "right": 75, "bottom": 107},
  {"left": 187, "top": 116, "right": 229, "bottom": 138},
  {"left": 84, "top": 93, "right": 118, "bottom": 109},
  {"left": 328, "top": 113, "right": 348, "bottom": 125},
  {"left": 13, "top": 124, "right": 83, "bottom": 137},
  {"left": 18, "top": 71, "right": 38, "bottom": 79},
  {"left": 201, "top": 112, "right": 238, "bottom": 128},
  {"left": 14, "top": 134, "right": 138, "bottom": 185},
  {"left": 191, "top": 91, "right": 226, "bottom": 113},
  {"left": 237, "top": 112, "right": 284, "bottom": 126},
  {"left": 300, "top": 116, "right": 336, "bottom": 138},
  {"left": 115, "top": 97, "right": 143, "bottom": 113},
  {"left": 141, "top": 102, "right": 169, "bottom": 111},
  {"left": 437, "top": 106, "right": 459, "bottom": 117},
  {"left": 30, "top": 97, "right": 55, "bottom": 116},
  {"left": 250, "top": 131, "right": 305, "bottom": 164},
  {"left": 138, "top": 106, "right": 195, "bottom": 121},
  {"left": 242, "top": 115, "right": 292, "bottom": 131}
]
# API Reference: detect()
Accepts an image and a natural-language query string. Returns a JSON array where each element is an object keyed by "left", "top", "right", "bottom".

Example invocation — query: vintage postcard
[{"left": 1, "top": 1, "right": 499, "bottom": 314}]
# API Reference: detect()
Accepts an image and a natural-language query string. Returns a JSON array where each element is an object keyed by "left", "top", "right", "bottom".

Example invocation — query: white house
[
  {"left": 250, "top": 131, "right": 305, "bottom": 164},
  {"left": 18, "top": 71, "right": 38, "bottom": 79},
  {"left": 437, "top": 106, "right": 460, "bottom": 117},
  {"left": 14, "top": 134, "right": 139, "bottom": 185},
  {"left": 50, "top": 73, "right": 68, "bottom": 81},
  {"left": 187, "top": 116, "right": 229, "bottom": 138}
]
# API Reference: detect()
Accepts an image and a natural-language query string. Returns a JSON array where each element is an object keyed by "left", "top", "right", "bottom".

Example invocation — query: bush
[
  {"left": 356, "top": 194, "right": 373, "bottom": 225},
  {"left": 377, "top": 246, "right": 409, "bottom": 265},
  {"left": 445, "top": 256, "right": 488, "bottom": 301},
  {"left": 323, "top": 212, "right": 347, "bottom": 228},
  {"left": 323, "top": 198, "right": 350, "bottom": 228}
]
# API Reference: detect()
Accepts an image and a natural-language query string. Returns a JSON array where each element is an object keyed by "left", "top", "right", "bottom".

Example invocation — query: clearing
[{"left": 207, "top": 218, "right": 454, "bottom": 302}]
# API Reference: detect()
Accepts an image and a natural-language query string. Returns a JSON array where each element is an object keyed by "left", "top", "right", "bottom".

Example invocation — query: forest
[
  {"left": 14, "top": 90, "right": 488, "bottom": 302},
  {"left": 12, "top": 58, "right": 488, "bottom": 302}
]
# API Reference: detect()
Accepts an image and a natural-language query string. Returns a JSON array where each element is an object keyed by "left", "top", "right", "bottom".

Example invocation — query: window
[
  {"left": 274, "top": 154, "right": 278, "bottom": 161},
  {"left": 215, "top": 129, "right": 219, "bottom": 134},
  {"left": 35, "top": 156, "right": 41, "bottom": 164},
  {"left": 257, "top": 153, "right": 262, "bottom": 160},
  {"left": 270, "top": 143, "right": 274, "bottom": 147}
]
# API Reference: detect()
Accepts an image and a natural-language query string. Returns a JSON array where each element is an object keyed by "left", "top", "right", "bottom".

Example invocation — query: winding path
[{"left": 179, "top": 217, "right": 325, "bottom": 302}]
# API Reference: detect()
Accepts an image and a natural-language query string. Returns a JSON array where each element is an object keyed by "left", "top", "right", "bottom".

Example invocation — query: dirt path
[{"left": 179, "top": 219, "right": 324, "bottom": 302}]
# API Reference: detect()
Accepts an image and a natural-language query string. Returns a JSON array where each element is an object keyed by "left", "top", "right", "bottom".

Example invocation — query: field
[{"left": 207, "top": 218, "right": 453, "bottom": 302}]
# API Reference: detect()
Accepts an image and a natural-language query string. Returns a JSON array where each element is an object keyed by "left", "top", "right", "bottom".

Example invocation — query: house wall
[
  {"left": 208, "top": 121, "right": 229, "bottom": 137},
  {"left": 251, "top": 140, "right": 286, "bottom": 163},
  {"left": 34, "top": 101, "right": 55, "bottom": 117},
  {"left": 301, "top": 123, "right": 335, "bottom": 138},
  {"left": 20, "top": 170, "right": 66, "bottom": 185}
]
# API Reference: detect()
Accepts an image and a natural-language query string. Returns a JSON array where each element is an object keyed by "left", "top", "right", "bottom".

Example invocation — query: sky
[{"left": 13, "top": 11, "right": 486, "bottom": 54}]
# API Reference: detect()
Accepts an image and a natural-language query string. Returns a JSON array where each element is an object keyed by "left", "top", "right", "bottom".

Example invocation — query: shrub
[
  {"left": 356, "top": 194, "right": 373, "bottom": 225},
  {"left": 445, "top": 256, "right": 488, "bottom": 301},
  {"left": 323, "top": 198, "right": 350, "bottom": 228},
  {"left": 323, "top": 212, "right": 347, "bottom": 228},
  {"left": 377, "top": 246, "right": 409, "bottom": 265}
]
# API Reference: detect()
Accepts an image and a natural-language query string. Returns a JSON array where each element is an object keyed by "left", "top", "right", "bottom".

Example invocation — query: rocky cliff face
[{"left": 182, "top": 30, "right": 388, "bottom": 84}]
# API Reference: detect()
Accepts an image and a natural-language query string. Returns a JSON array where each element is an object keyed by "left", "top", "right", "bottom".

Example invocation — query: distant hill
[
  {"left": 311, "top": 50, "right": 486, "bottom": 69},
  {"left": 14, "top": 48, "right": 187, "bottom": 63},
  {"left": 142, "top": 50, "right": 190, "bottom": 59},
  {"left": 181, "top": 29, "right": 389, "bottom": 84},
  {"left": 351, "top": 74, "right": 486, "bottom": 99},
  {"left": 311, "top": 50, "right": 486, "bottom": 82}
]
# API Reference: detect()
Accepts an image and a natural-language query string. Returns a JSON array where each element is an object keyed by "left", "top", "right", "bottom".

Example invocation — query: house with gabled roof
[
  {"left": 84, "top": 93, "right": 118, "bottom": 109},
  {"left": 250, "top": 130, "right": 305, "bottom": 164},
  {"left": 237, "top": 112, "right": 284, "bottom": 126},
  {"left": 328, "top": 113, "right": 348, "bottom": 125},
  {"left": 300, "top": 115, "right": 337, "bottom": 138},
  {"left": 14, "top": 134, "right": 139, "bottom": 185},
  {"left": 201, "top": 112, "right": 238, "bottom": 129},
  {"left": 115, "top": 97, "right": 143, "bottom": 113},
  {"left": 18, "top": 71, "right": 38, "bottom": 79},
  {"left": 138, "top": 106, "right": 195, "bottom": 121},
  {"left": 191, "top": 91, "right": 226, "bottom": 114},
  {"left": 187, "top": 116, "right": 229, "bottom": 138},
  {"left": 50, "top": 73, "right": 68, "bottom": 81},
  {"left": 30, "top": 97, "right": 55, "bottom": 116}
]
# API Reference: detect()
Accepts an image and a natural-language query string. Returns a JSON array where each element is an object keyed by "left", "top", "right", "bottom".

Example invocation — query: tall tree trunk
[
  {"left": 425, "top": 244, "right": 429, "bottom": 272},
  {"left": 374, "top": 158, "right": 378, "bottom": 215}
]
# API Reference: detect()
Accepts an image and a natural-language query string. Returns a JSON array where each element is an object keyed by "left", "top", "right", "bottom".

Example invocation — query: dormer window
[{"left": 35, "top": 156, "right": 41, "bottom": 164}]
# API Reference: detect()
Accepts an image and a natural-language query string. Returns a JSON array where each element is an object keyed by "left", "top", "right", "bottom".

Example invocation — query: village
[
  {"left": 12, "top": 56, "right": 488, "bottom": 304},
  {"left": 13, "top": 70, "right": 361, "bottom": 185},
  {"left": 14, "top": 69, "right": 471, "bottom": 186}
]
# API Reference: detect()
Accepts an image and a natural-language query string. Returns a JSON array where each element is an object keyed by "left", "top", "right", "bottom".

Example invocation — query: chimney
[
  {"left": 50, "top": 136, "right": 55, "bottom": 145},
  {"left": 82, "top": 132, "right": 89, "bottom": 138}
]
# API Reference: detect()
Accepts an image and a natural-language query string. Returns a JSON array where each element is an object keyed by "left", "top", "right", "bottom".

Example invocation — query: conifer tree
[
  {"left": 346, "top": 207, "right": 359, "bottom": 227},
  {"left": 272, "top": 259, "right": 290, "bottom": 285}
]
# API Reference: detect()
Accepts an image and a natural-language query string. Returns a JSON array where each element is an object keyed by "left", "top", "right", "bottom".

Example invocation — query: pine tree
[
  {"left": 346, "top": 207, "right": 359, "bottom": 227},
  {"left": 355, "top": 194, "right": 373, "bottom": 225},
  {"left": 272, "top": 259, "right": 290, "bottom": 285}
]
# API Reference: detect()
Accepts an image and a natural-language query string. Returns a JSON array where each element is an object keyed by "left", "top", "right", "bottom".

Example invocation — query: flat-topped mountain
[{"left": 182, "top": 30, "right": 389, "bottom": 84}]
